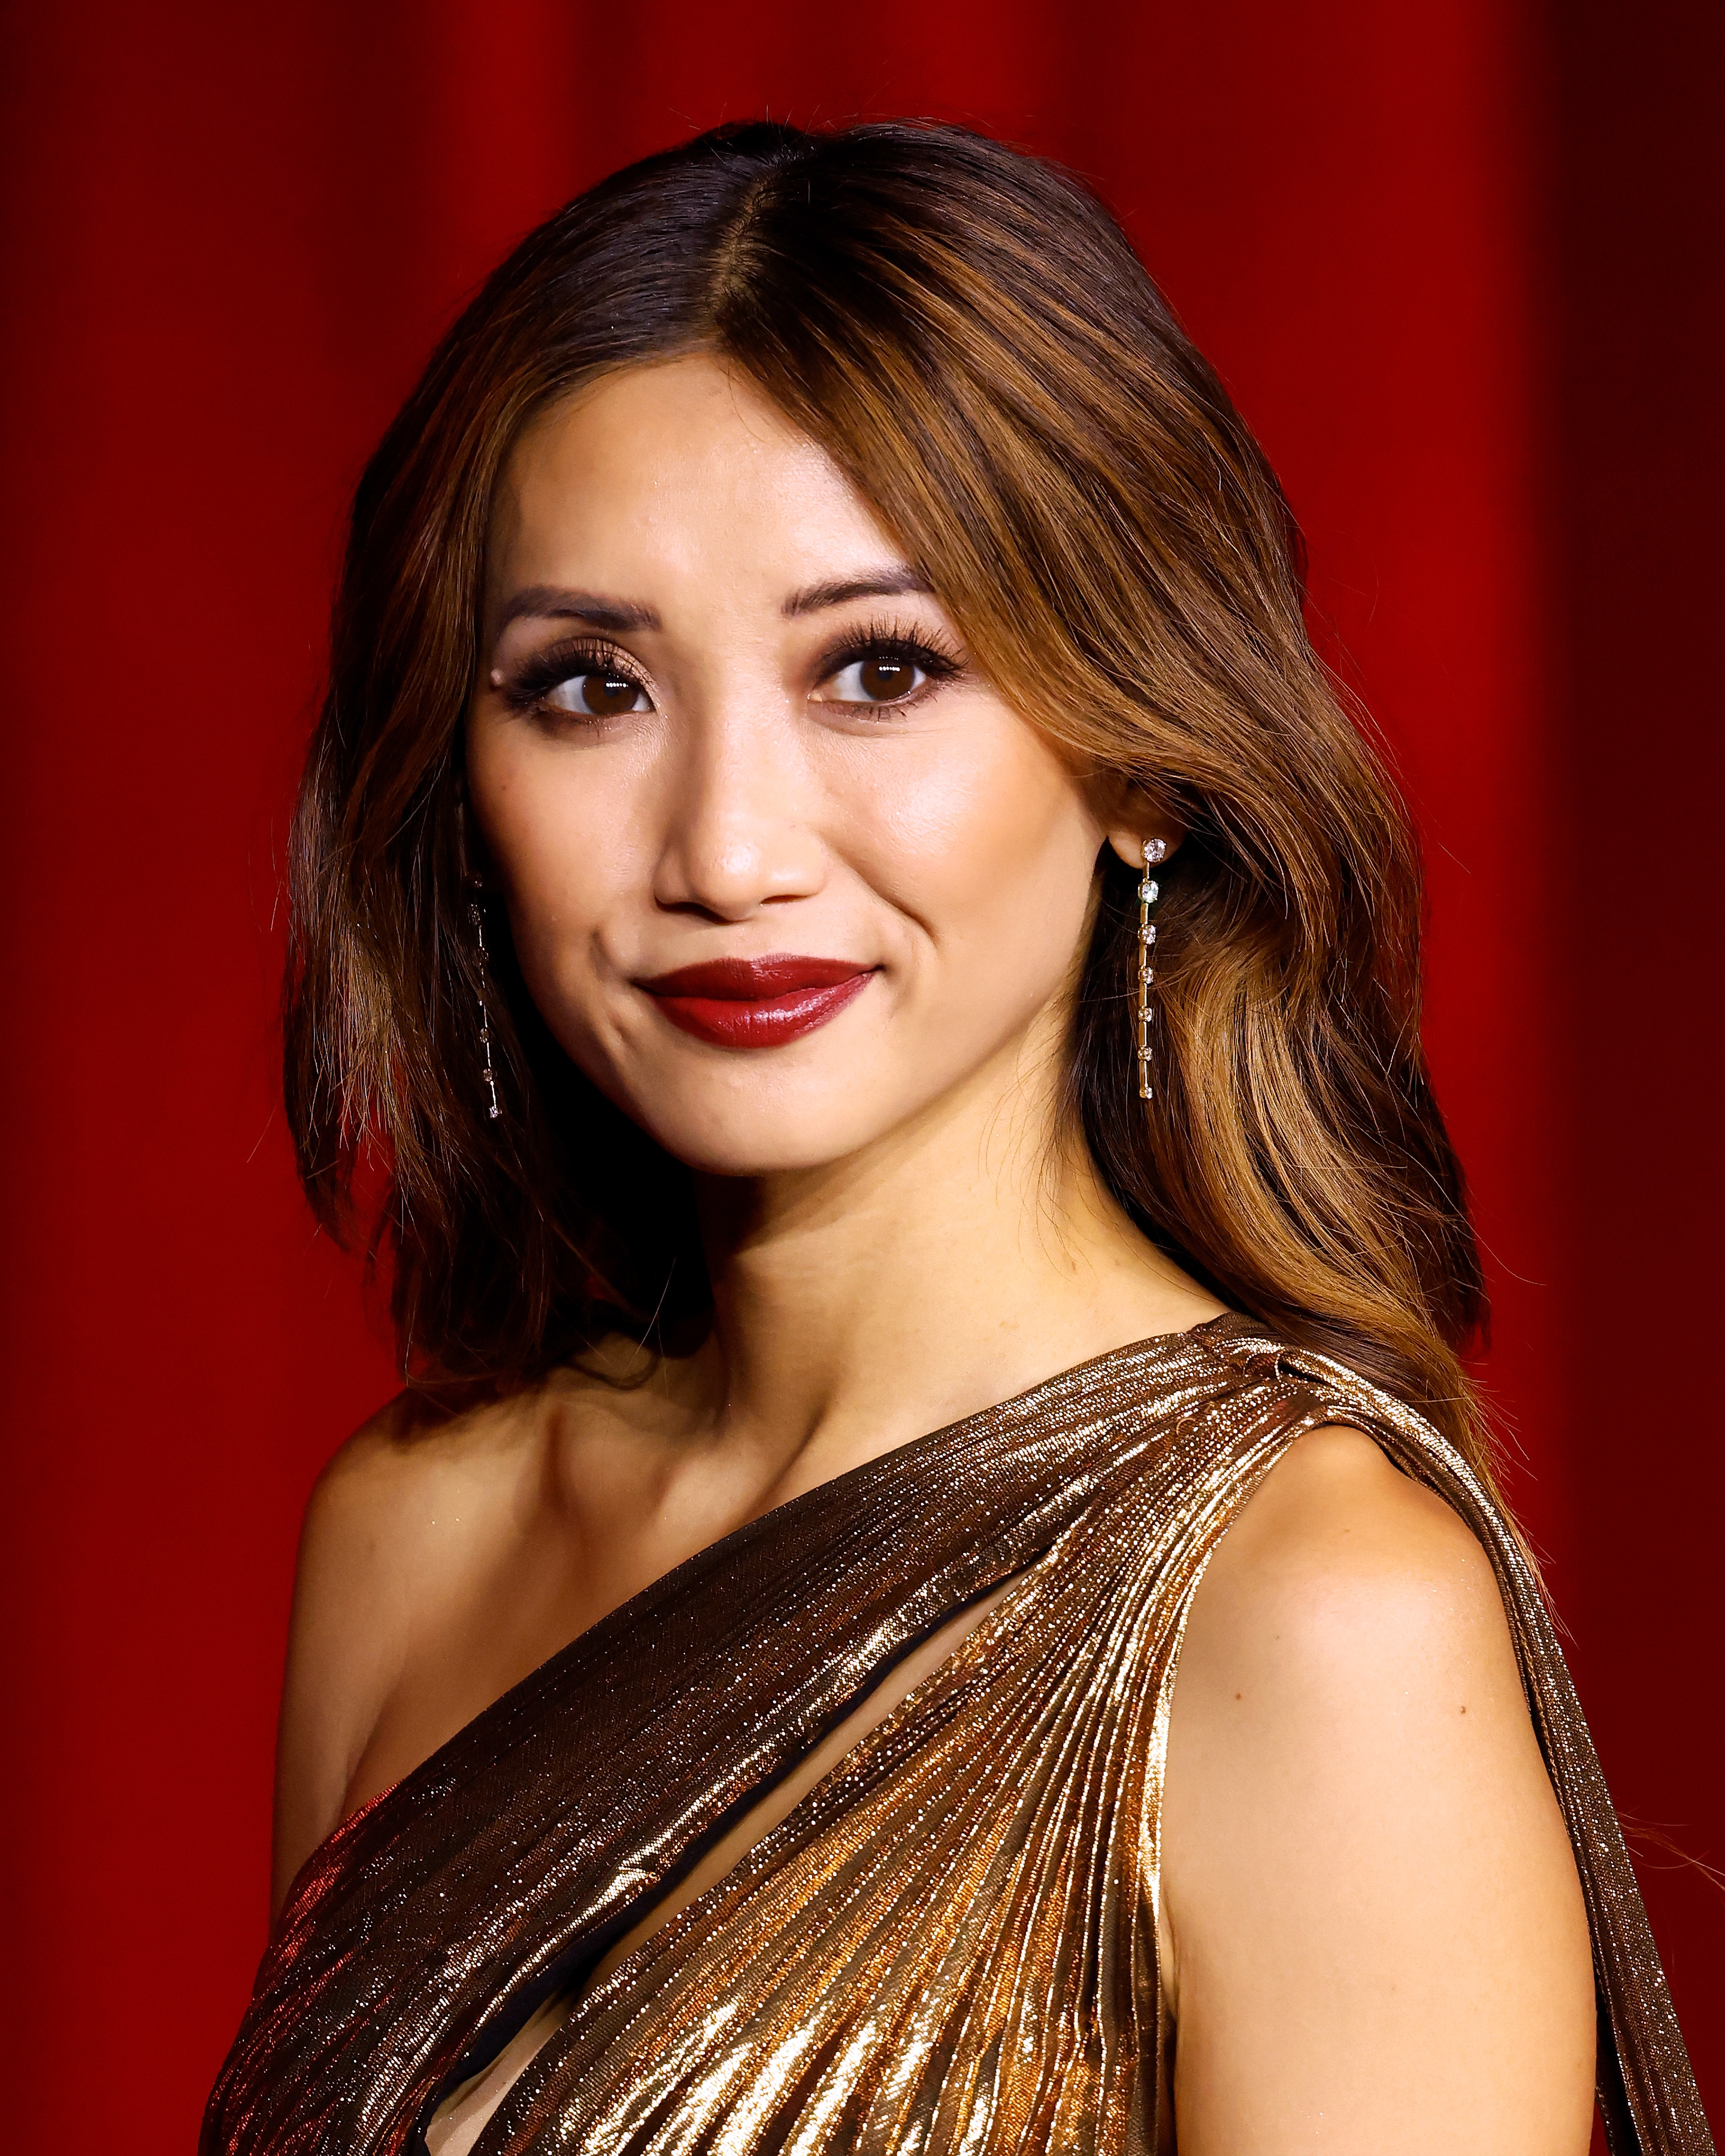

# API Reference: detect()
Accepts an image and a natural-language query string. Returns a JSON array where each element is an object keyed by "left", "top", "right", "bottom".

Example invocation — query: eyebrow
[
  {"left": 492, "top": 564, "right": 935, "bottom": 638},
  {"left": 494, "top": 586, "right": 662, "bottom": 634},
  {"left": 782, "top": 566, "right": 934, "bottom": 617}
]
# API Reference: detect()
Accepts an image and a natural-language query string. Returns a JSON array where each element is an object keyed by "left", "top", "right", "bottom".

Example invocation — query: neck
[{"left": 677, "top": 1015, "right": 1222, "bottom": 1497}]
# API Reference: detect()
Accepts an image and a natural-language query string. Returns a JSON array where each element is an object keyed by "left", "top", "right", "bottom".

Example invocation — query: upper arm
[
  {"left": 271, "top": 1405, "right": 419, "bottom": 1916},
  {"left": 1161, "top": 1426, "right": 1595, "bottom": 2156}
]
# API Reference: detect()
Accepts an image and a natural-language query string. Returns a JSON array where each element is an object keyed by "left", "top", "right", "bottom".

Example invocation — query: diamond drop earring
[
  {"left": 468, "top": 899, "right": 501, "bottom": 1122},
  {"left": 1136, "top": 838, "right": 1167, "bottom": 1101}
]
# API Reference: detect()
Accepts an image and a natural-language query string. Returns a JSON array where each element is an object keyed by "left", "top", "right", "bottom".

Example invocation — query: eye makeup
[
  {"left": 806, "top": 619, "right": 966, "bottom": 707},
  {"left": 495, "top": 637, "right": 647, "bottom": 716},
  {"left": 489, "top": 614, "right": 969, "bottom": 725}
]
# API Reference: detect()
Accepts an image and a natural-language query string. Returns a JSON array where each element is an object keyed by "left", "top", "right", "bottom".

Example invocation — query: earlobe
[
  {"left": 1103, "top": 826, "right": 1182, "bottom": 871},
  {"left": 1087, "top": 772, "right": 1184, "bottom": 872}
]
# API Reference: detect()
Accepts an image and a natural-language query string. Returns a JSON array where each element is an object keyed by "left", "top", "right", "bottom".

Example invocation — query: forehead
[{"left": 490, "top": 354, "right": 895, "bottom": 592}]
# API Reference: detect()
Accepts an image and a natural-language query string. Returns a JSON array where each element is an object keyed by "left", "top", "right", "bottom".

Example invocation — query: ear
[
  {"left": 1088, "top": 771, "right": 1185, "bottom": 871},
  {"left": 1102, "top": 825, "right": 1182, "bottom": 873}
]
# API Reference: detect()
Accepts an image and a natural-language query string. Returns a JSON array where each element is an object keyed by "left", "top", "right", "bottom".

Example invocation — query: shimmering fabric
[{"left": 204, "top": 1316, "right": 1713, "bottom": 2155}]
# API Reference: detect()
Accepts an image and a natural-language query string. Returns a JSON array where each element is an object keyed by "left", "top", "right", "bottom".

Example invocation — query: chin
[
  {"left": 641, "top": 1104, "right": 897, "bottom": 1179},
  {"left": 621, "top": 1070, "right": 927, "bottom": 1180}
]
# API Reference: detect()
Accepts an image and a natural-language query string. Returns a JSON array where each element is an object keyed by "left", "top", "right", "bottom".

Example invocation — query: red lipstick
[{"left": 637, "top": 954, "right": 874, "bottom": 1049}]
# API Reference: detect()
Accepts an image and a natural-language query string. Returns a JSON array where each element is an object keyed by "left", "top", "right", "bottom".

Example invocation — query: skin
[{"left": 275, "top": 355, "right": 1596, "bottom": 2152}]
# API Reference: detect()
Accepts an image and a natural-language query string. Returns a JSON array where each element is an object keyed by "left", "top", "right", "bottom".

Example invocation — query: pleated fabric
[{"left": 202, "top": 1316, "right": 1713, "bottom": 2155}]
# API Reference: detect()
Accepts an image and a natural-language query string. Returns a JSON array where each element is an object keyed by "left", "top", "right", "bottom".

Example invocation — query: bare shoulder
[
  {"left": 293, "top": 1385, "right": 548, "bottom": 1671},
  {"left": 1166, "top": 1422, "right": 1536, "bottom": 1861},
  {"left": 272, "top": 1385, "right": 547, "bottom": 1910},
  {"left": 298, "top": 1384, "right": 537, "bottom": 1593},
  {"left": 1185, "top": 1422, "right": 1509, "bottom": 1683},
  {"left": 1162, "top": 1425, "right": 1594, "bottom": 2151}
]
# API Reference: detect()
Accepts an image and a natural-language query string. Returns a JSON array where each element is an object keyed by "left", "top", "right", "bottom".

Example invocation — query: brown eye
[
  {"left": 545, "top": 671, "right": 650, "bottom": 718},
  {"left": 820, "top": 654, "right": 929, "bottom": 705},
  {"left": 861, "top": 658, "right": 914, "bottom": 698}
]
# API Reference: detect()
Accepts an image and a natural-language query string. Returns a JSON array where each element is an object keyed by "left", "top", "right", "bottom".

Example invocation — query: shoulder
[
  {"left": 299, "top": 1385, "right": 526, "bottom": 1567},
  {"left": 1165, "top": 1423, "right": 1527, "bottom": 1825},
  {"left": 1160, "top": 1425, "right": 1594, "bottom": 2142},
  {"left": 271, "top": 1385, "right": 546, "bottom": 1907},
  {"left": 293, "top": 1386, "right": 541, "bottom": 1647},
  {"left": 1186, "top": 1421, "right": 1506, "bottom": 1680}
]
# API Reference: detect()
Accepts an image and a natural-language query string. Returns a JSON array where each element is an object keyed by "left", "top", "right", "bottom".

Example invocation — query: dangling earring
[
  {"left": 1136, "top": 838, "right": 1167, "bottom": 1101},
  {"left": 468, "top": 897, "right": 502, "bottom": 1122}
]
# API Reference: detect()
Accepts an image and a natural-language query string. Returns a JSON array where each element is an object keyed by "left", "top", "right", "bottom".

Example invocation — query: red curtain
[{"left": 1, "top": 4, "right": 1717, "bottom": 2146}]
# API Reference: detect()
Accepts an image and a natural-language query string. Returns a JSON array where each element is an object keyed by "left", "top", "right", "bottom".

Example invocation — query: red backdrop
[{"left": 1, "top": 2, "right": 1718, "bottom": 2147}]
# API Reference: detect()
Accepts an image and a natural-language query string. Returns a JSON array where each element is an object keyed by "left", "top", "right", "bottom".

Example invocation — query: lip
[{"left": 635, "top": 954, "right": 875, "bottom": 1049}]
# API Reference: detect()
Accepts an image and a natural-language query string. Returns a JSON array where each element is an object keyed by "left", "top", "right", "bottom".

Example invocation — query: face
[{"left": 467, "top": 354, "right": 1135, "bottom": 1177}]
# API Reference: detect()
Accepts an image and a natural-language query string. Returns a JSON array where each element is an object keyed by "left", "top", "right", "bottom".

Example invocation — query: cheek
[
  {"left": 467, "top": 728, "right": 635, "bottom": 981},
  {"left": 850, "top": 714, "right": 1101, "bottom": 967}
]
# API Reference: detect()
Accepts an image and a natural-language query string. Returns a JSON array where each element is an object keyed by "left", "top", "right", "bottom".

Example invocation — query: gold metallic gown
[{"left": 203, "top": 1316, "right": 1713, "bottom": 2155}]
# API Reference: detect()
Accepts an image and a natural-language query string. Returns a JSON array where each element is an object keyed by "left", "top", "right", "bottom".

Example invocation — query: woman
[{"left": 204, "top": 121, "right": 1710, "bottom": 2155}]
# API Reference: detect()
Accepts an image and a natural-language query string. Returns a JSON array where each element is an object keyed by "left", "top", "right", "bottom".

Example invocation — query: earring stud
[{"left": 1136, "top": 838, "right": 1167, "bottom": 1101}]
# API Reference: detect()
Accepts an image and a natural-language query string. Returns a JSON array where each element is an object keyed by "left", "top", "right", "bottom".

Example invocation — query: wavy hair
[{"left": 285, "top": 120, "right": 1490, "bottom": 1473}]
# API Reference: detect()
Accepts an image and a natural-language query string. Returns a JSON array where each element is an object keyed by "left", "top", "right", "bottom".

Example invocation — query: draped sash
[{"left": 202, "top": 1317, "right": 1713, "bottom": 2156}]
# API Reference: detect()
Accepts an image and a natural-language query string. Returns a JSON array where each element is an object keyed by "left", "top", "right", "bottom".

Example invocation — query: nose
[{"left": 650, "top": 706, "right": 827, "bottom": 923}]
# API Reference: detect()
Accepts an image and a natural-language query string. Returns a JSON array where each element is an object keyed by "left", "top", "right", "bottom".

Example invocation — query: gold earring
[{"left": 1136, "top": 838, "right": 1167, "bottom": 1101}]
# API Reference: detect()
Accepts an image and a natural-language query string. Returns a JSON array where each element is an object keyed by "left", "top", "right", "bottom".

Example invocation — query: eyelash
[
  {"left": 815, "top": 620, "right": 964, "bottom": 702},
  {"left": 499, "top": 638, "right": 640, "bottom": 713},
  {"left": 497, "top": 621, "right": 966, "bottom": 718}
]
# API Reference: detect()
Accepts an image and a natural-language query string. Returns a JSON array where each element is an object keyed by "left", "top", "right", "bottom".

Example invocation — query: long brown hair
[{"left": 286, "top": 120, "right": 1490, "bottom": 1470}]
